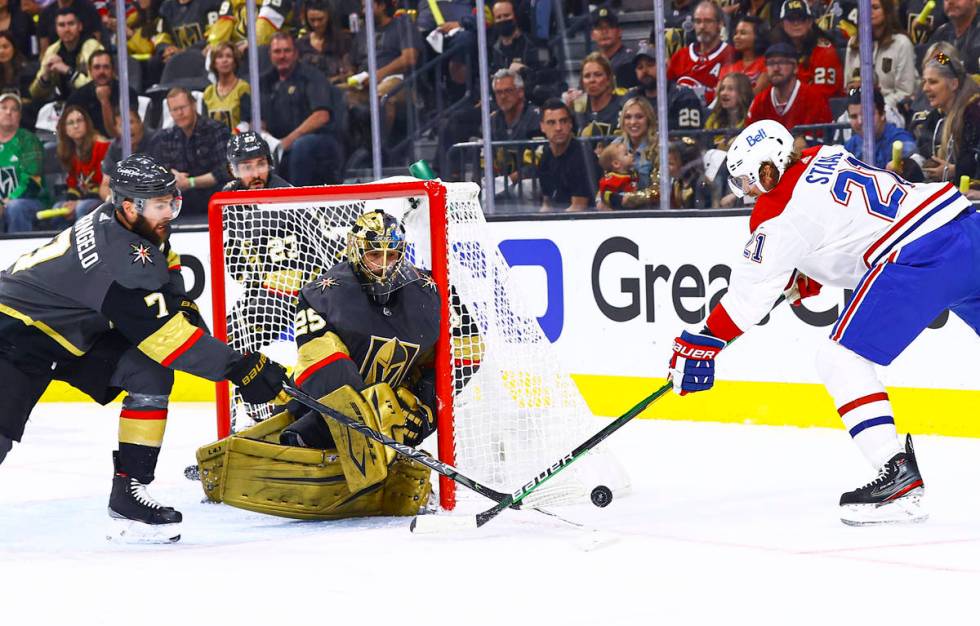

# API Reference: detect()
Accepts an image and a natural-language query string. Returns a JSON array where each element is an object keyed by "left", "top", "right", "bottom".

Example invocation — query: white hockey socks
[{"left": 816, "top": 340, "right": 902, "bottom": 468}]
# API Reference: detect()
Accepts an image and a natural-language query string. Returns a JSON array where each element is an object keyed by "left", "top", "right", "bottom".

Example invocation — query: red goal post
[{"left": 208, "top": 180, "right": 461, "bottom": 509}]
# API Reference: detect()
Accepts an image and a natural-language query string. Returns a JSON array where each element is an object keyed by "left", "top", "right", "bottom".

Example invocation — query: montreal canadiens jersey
[
  {"left": 667, "top": 42, "right": 733, "bottom": 105},
  {"left": 712, "top": 144, "right": 972, "bottom": 336},
  {"left": 0, "top": 204, "right": 239, "bottom": 379}
]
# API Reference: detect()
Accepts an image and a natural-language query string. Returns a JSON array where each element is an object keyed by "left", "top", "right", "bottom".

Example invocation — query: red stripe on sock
[
  {"left": 119, "top": 409, "right": 168, "bottom": 420},
  {"left": 837, "top": 392, "right": 890, "bottom": 417}
]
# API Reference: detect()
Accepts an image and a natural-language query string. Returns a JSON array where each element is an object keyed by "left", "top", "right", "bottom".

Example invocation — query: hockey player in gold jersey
[
  {"left": 0, "top": 154, "right": 288, "bottom": 542},
  {"left": 195, "top": 209, "right": 481, "bottom": 520}
]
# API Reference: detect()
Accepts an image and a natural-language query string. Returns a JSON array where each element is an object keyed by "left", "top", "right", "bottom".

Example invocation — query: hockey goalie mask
[
  {"left": 347, "top": 210, "right": 414, "bottom": 305},
  {"left": 726, "top": 120, "right": 795, "bottom": 198}
]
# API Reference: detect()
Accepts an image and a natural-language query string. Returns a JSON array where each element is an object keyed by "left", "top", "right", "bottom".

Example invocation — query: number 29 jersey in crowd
[{"left": 709, "top": 144, "right": 972, "bottom": 340}]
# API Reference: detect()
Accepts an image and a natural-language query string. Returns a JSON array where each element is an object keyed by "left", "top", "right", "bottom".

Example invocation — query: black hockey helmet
[
  {"left": 347, "top": 210, "right": 415, "bottom": 306},
  {"left": 110, "top": 153, "right": 181, "bottom": 217},
  {"left": 227, "top": 131, "right": 272, "bottom": 168}
]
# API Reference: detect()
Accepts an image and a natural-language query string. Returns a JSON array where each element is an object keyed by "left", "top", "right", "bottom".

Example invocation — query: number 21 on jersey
[{"left": 831, "top": 156, "right": 909, "bottom": 221}]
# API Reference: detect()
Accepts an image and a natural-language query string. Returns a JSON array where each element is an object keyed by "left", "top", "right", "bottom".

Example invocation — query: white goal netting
[{"left": 213, "top": 181, "right": 628, "bottom": 508}]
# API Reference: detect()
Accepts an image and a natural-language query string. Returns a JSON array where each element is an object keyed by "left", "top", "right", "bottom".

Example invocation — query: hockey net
[{"left": 208, "top": 180, "right": 627, "bottom": 510}]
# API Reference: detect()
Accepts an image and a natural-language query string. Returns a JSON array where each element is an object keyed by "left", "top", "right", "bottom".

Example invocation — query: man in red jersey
[
  {"left": 666, "top": 0, "right": 733, "bottom": 105},
  {"left": 747, "top": 43, "right": 832, "bottom": 132},
  {"left": 776, "top": 0, "right": 844, "bottom": 99}
]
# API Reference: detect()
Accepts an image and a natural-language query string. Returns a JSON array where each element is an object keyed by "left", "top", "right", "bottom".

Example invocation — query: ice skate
[
  {"left": 107, "top": 461, "right": 182, "bottom": 543},
  {"left": 840, "top": 434, "right": 928, "bottom": 526}
]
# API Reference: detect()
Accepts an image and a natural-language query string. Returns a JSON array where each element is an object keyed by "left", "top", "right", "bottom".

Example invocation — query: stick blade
[{"left": 409, "top": 514, "right": 478, "bottom": 534}]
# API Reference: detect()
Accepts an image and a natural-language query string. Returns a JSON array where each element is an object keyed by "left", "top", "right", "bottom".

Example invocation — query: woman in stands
[
  {"left": 53, "top": 105, "right": 109, "bottom": 224},
  {"left": 705, "top": 72, "right": 754, "bottom": 150},
  {"left": 0, "top": 31, "right": 30, "bottom": 99},
  {"left": 913, "top": 51, "right": 980, "bottom": 196},
  {"left": 599, "top": 97, "right": 662, "bottom": 210},
  {"left": 843, "top": 0, "right": 917, "bottom": 114},
  {"left": 562, "top": 52, "right": 626, "bottom": 143},
  {"left": 720, "top": 16, "right": 770, "bottom": 94},
  {"left": 0, "top": 0, "right": 32, "bottom": 57},
  {"left": 296, "top": 0, "right": 351, "bottom": 82},
  {"left": 126, "top": 0, "right": 163, "bottom": 57},
  {"left": 203, "top": 42, "right": 250, "bottom": 131}
]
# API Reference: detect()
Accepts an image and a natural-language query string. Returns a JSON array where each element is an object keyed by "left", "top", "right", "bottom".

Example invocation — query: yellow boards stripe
[{"left": 570, "top": 374, "right": 980, "bottom": 438}]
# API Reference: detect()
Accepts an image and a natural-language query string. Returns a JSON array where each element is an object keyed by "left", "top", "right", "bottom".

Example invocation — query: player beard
[
  {"left": 132, "top": 213, "right": 171, "bottom": 245},
  {"left": 243, "top": 174, "right": 269, "bottom": 189}
]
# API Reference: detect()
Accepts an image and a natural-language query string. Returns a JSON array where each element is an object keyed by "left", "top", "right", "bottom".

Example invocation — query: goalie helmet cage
[{"left": 208, "top": 180, "right": 627, "bottom": 511}]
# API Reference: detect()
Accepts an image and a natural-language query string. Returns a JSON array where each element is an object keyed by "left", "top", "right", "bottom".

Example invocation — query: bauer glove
[
  {"left": 227, "top": 353, "right": 288, "bottom": 405},
  {"left": 668, "top": 330, "right": 725, "bottom": 395},
  {"left": 178, "top": 298, "right": 210, "bottom": 333}
]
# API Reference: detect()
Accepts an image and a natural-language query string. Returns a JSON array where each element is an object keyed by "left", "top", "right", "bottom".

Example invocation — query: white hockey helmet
[{"left": 725, "top": 120, "right": 795, "bottom": 198}]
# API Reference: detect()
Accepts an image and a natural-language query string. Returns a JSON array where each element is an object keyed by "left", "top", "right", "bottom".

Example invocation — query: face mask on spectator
[{"left": 496, "top": 19, "right": 517, "bottom": 37}]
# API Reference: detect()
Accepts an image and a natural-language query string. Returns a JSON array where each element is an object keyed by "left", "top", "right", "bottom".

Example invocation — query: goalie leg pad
[
  {"left": 196, "top": 410, "right": 298, "bottom": 502},
  {"left": 319, "top": 385, "right": 389, "bottom": 492},
  {"left": 197, "top": 410, "right": 387, "bottom": 519},
  {"left": 195, "top": 407, "right": 431, "bottom": 519},
  {"left": 382, "top": 455, "right": 433, "bottom": 516}
]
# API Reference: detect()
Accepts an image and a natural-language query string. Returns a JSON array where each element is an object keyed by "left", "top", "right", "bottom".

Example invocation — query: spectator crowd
[{"left": 0, "top": 0, "right": 978, "bottom": 231}]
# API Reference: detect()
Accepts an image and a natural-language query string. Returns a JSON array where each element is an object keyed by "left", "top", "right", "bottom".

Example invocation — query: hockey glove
[
  {"left": 668, "top": 330, "right": 726, "bottom": 395},
  {"left": 227, "top": 353, "right": 288, "bottom": 405},
  {"left": 395, "top": 386, "right": 436, "bottom": 447},
  {"left": 783, "top": 271, "right": 822, "bottom": 307},
  {"left": 178, "top": 298, "right": 210, "bottom": 333}
]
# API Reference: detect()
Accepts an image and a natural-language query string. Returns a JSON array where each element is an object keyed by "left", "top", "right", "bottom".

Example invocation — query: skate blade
[
  {"left": 106, "top": 518, "right": 182, "bottom": 544},
  {"left": 840, "top": 487, "right": 928, "bottom": 526}
]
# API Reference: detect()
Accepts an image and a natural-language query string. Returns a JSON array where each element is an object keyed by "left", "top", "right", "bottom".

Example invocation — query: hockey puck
[{"left": 590, "top": 485, "right": 613, "bottom": 508}]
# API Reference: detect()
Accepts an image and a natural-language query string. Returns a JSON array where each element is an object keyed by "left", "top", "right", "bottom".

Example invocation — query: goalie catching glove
[
  {"left": 226, "top": 353, "right": 288, "bottom": 404},
  {"left": 668, "top": 330, "right": 726, "bottom": 395},
  {"left": 393, "top": 386, "right": 436, "bottom": 447}
]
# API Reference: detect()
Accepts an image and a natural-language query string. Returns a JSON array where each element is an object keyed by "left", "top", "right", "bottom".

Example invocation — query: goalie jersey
[
  {"left": 707, "top": 144, "right": 972, "bottom": 341},
  {"left": 292, "top": 261, "right": 441, "bottom": 403},
  {"left": 0, "top": 205, "right": 238, "bottom": 380}
]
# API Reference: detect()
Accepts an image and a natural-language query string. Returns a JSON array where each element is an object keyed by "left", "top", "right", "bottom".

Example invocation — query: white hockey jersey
[{"left": 707, "top": 144, "right": 972, "bottom": 340}]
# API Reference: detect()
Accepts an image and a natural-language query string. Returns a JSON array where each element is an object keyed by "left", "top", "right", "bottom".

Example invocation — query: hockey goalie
[{"left": 196, "top": 209, "right": 481, "bottom": 519}]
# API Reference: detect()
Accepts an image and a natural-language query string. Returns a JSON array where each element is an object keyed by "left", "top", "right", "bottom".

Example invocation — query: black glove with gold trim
[
  {"left": 227, "top": 353, "right": 287, "bottom": 405},
  {"left": 179, "top": 299, "right": 210, "bottom": 333}
]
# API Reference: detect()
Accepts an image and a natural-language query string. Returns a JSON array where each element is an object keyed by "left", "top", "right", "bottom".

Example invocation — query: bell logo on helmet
[{"left": 746, "top": 128, "right": 768, "bottom": 147}]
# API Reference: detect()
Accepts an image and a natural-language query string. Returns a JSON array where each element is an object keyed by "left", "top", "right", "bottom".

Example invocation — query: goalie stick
[
  {"left": 411, "top": 296, "right": 790, "bottom": 533},
  {"left": 280, "top": 382, "right": 583, "bottom": 530}
]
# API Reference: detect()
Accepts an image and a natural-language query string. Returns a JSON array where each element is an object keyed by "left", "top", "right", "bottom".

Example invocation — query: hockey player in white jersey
[{"left": 667, "top": 120, "right": 980, "bottom": 525}]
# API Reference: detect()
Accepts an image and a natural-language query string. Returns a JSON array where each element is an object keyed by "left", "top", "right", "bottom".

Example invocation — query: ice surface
[{"left": 2, "top": 403, "right": 979, "bottom": 625}]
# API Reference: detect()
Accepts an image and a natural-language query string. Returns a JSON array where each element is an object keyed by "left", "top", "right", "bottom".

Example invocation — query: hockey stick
[
  {"left": 412, "top": 296, "right": 790, "bottom": 532},
  {"left": 409, "top": 381, "right": 673, "bottom": 533},
  {"left": 280, "top": 382, "right": 583, "bottom": 530}
]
